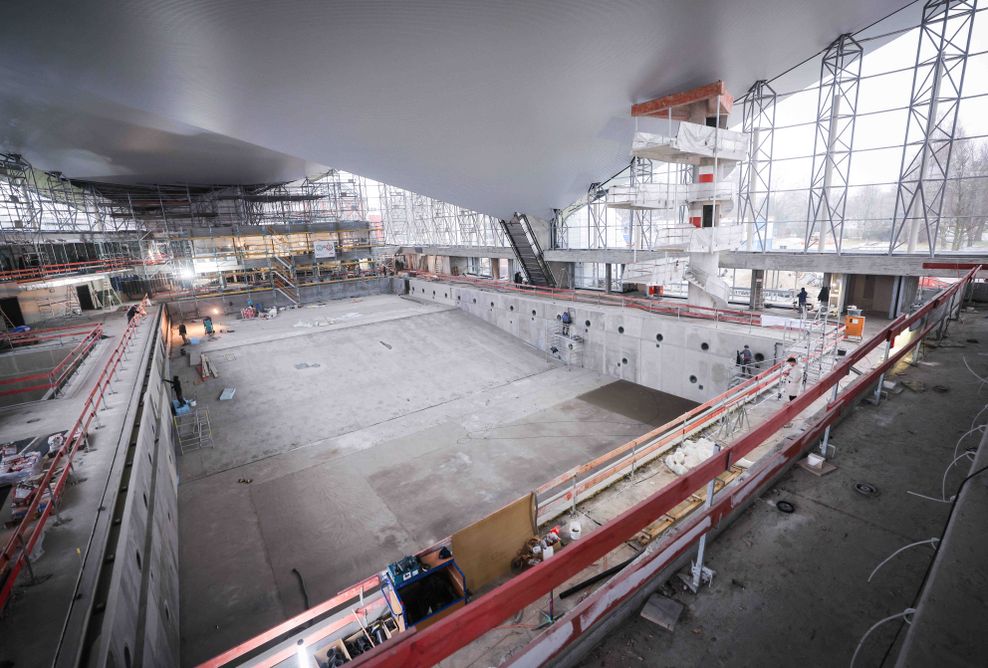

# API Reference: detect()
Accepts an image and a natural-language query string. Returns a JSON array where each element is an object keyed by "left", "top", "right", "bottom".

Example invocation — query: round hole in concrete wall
[
  {"left": 568, "top": 343, "right": 574, "bottom": 350},
  {"left": 509, "top": 305, "right": 514, "bottom": 311},
  {"left": 618, "top": 326, "right": 625, "bottom": 334},
  {"left": 585, "top": 320, "right": 591, "bottom": 327},
  {"left": 656, "top": 333, "right": 663, "bottom": 342},
  {"left": 457, "top": 295, "right": 461, "bottom": 301},
  {"left": 754, "top": 352, "right": 765, "bottom": 362},
  {"left": 699, "top": 384, "right": 704, "bottom": 390},
  {"left": 701, "top": 342, "right": 709, "bottom": 351},
  {"left": 532, "top": 309, "right": 537, "bottom": 316},
  {"left": 444, "top": 293, "right": 448, "bottom": 298},
  {"left": 689, "top": 375, "right": 698, "bottom": 384},
  {"left": 622, "top": 357, "right": 628, "bottom": 365},
  {"left": 473, "top": 298, "right": 476, "bottom": 304},
  {"left": 432, "top": 290, "right": 436, "bottom": 296},
  {"left": 490, "top": 301, "right": 495, "bottom": 308}
]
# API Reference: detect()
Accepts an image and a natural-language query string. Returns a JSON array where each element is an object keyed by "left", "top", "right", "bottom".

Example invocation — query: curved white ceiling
[{"left": 0, "top": 0, "right": 910, "bottom": 219}]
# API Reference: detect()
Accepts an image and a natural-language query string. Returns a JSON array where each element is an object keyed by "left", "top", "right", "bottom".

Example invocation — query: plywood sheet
[{"left": 451, "top": 493, "right": 536, "bottom": 591}]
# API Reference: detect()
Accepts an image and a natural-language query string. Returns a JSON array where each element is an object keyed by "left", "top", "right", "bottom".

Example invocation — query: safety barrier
[
  {"left": 346, "top": 268, "right": 977, "bottom": 667},
  {"left": 0, "top": 323, "right": 103, "bottom": 398},
  {"left": 0, "top": 258, "right": 162, "bottom": 284},
  {"left": 0, "top": 297, "right": 152, "bottom": 611},
  {"left": 409, "top": 271, "right": 762, "bottom": 327}
]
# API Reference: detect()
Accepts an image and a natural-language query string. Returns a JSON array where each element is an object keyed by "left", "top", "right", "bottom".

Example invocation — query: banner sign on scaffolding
[{"left": 313, "top": 240, "right": 337, "bottom": 259}]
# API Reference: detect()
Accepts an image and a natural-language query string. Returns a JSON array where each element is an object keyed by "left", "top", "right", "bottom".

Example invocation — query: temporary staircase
[
  {"left": 270, "top": 255, "right": 300, "bottom": 306},
  {"left": 501, "top": 214, "right": 554, "bottom": 287}
]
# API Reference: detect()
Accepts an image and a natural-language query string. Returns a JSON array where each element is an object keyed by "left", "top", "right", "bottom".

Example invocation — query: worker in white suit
[{"left": 781, "top": 357, "right": 802, "bottom": 402}]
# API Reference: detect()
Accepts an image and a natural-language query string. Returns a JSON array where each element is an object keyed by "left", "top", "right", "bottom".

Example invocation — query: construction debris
[{"left": 664, "top": 437, "right": 718, "bottom": 475}]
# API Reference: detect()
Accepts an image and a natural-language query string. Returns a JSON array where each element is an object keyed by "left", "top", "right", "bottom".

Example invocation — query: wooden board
[{"left": 451, "top": 493, "right": 537, "bottom": 591}]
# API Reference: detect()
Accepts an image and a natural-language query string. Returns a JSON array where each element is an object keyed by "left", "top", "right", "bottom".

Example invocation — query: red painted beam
[
  {"left": 631, "top": 80, "right": 733, "bottom": 118},
  {"left": 922, "top": 262, "right": 984, "bottom": 271}
]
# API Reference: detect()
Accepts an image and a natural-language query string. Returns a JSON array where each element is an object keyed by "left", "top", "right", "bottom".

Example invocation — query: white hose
[
  {"left": 867, "top": 538, "right": 939, "bottom": 583},
  {"left": 849, "top": 608, "right": 915, "bottom": 668}
]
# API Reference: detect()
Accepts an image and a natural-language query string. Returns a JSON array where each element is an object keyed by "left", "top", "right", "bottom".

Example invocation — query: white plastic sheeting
[
  {"left": 688, "top": 180, "right": 737, "bottom": 203},
  {"left": 632, "top": 123, "right": 749, "bottom": 165},
  {"left": 621, "top": 255, "right": 689, "bottom": 284},
  {"left": 665, "top": 437, "right": 719, "bottom": 476},
  {"left": 688, "top": 225, "right": 744, "bottom": 253},
  {"left": 607, "top": 182, "right": 690, "bottom": 211}
]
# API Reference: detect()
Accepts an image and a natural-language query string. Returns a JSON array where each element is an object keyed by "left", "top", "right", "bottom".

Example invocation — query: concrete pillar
[
  {"left": 605, "top": 263, "right": 612, "bottom": 294},
  {"left": 749, "top": 269, "right": 764, "bottom": 311}
]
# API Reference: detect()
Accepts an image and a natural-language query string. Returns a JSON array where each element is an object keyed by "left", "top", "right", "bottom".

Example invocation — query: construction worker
[
  {"left": 781, "top": 357, "right": 801, "bottom": 402},
  {"left": 739, "top": 344, "right": 754, "bottom": 378},
  {"left": 797, "top": 288, "right": 808, "bottom": 315},
  {"left": 163, "top": 375, "right": 186, "bottom": 406},
  {"left": 178, "top": 322, "right": 188, "bottom": 345}
]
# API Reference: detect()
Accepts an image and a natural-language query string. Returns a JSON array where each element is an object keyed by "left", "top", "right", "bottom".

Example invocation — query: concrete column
[
  {"left": 835, "top": 273, "right": 848, "bottom": 315},
  {"left": 749, "top": 269, "right": 764, "bottom": 311},
  {"left": 605, "top": 263, "right": 612, "bottom": 294}
]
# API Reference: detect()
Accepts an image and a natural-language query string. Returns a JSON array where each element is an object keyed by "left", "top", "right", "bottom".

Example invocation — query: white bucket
[
  {"left": 568, "top": 521, "right": 582, "bottom": 541},
  {"left": 806, "top": 453, "right": 824, "bottom": 469}
]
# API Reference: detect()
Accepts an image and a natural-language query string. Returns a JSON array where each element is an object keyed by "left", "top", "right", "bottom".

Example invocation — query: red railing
[
  {"left": 0, "top": 323, "right": 103, "bottom": 398},
  {"left": 347, "top": 268, "right": 977, "bottom": 667},
  {"left": 3, "top": 321, "right": 102, "bottom": 347},
  {"left": 408, "top": 271, "right": 762, "bottom": 326},
  {"left": 0, "top": 297, "right": 152, "bottom": 610},
  {"left": 0, "top": 258, "right": 160, "bottom": 284}
]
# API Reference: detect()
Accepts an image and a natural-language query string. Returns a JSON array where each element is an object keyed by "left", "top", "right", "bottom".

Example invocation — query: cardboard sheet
[{"left": 451, "top": 493, "right": 537, "bottom": 591}]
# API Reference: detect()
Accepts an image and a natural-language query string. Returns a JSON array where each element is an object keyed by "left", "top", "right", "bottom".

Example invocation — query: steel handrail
[
  {"left": 0, "top": 297, "right": 152, "bottom": 610},
  {"left": 409, "top": 271, "right": 762, "bottom": 326},
  {"left": 0, "top": 324, "right": 103, "bottom": 395}
]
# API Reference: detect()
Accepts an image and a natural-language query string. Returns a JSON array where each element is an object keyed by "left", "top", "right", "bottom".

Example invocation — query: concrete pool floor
[{"left": 176, "top": 296, "right": 697, "bottom": 665}]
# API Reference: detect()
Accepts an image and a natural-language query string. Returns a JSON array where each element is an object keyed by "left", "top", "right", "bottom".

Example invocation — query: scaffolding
[
  {"left": 805, "top": 34, "right": 863, "bottom": 254},
  {"left": 738, "top": 80, "right": 777, "bottom": 252},
  {"left": 890, "top": 0, "right": 977, "bottom": 255},
  {"left": 174, "top": 407, "right": 213, "bottom": 454}
]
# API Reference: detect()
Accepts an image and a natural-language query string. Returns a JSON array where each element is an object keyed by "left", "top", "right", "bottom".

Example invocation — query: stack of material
[
  {"left": 10, "top": 476, "right": 50, "bottom": 521},
  {"left": 0, "top": 451, "right": 41, "bottom": 486},
  {"left": 664, "top": 437, "right": 718, "bottom": 475}
]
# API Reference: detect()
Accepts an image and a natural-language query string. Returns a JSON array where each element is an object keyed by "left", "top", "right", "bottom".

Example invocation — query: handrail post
[
  {"left": 570, "top": 474, "right": 578, "bottom": 515},
  {"left": 689, "top": 441, "right": 720, "bottom": 591}
]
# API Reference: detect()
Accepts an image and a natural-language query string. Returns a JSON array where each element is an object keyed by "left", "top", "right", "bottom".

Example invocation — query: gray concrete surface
[
  {"left": 896, "top": 426, "right": 988, "bottom": 667},
  {"left": 577, "top": 308, "right": 988, "bottom": 668},
  {"left": 177, "top": 295, "right": 697, "bottom": 666},
  {"left": 0, "top": 306, "right": 160, "bottom": 668}
]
